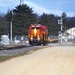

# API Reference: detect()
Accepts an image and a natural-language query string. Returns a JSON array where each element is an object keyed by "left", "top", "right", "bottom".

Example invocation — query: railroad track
[
  {"left": 0, "top": 43, "right": 49, "bottom": 50},
  {"left": 0, "top": 44, "right": 48, "bottom": 56},
  {"left": 0, "top": 45, "right": 31, "bottom": 50}
]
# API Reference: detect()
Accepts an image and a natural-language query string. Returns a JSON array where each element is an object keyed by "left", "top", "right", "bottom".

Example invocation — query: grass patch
[
  {"left": 0, "top": 56, "right": 13, "bottom": 63},
  {"left": 0, "top": 51, "right": 30, "bottom": 63},
  {"left": 0, "top": 50, "right": 34, "bottom": 63}
]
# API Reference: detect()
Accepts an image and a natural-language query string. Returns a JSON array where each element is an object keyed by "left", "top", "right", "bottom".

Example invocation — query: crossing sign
[{"left": 58, "top": 20, "right": 63, "bottom": 24}]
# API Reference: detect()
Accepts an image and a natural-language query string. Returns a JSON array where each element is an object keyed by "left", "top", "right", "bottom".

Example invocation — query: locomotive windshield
[{"left": 32, "top": 27, "right": 39, "bottom": 29}]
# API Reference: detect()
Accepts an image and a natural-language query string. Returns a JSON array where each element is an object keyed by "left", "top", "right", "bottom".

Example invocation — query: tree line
[{"left": 0, "top": 4, "right": 75, "bottom": 37}]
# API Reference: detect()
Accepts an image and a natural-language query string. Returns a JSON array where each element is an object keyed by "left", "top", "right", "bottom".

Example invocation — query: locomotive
[{"left": 28, "top": 24, "right": 48, "bottom": 45}]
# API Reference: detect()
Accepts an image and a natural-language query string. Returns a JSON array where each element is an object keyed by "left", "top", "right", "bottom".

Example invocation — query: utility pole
[
  {"left": 9, "top": 10, "right": 13, "bottom": 42},
  {"left": 10, "top": 21, "right": 12, "bottom": 42},
  {"left": 20, "top": 0, "right": 21, "bottom": 5},
  {"left": 61, "top": 17, "right": 63, "bottom": 32},
  {"left": 20, "top": 0, "right": 24, "bottom": 5},
  {"left": 60, "top": 16, "right": 63, "bottom": 44}
]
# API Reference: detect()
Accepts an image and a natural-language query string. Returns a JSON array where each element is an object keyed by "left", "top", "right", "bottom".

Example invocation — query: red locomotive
[{"left": 28, "top": 24, "right": 48, "bottom": 45}]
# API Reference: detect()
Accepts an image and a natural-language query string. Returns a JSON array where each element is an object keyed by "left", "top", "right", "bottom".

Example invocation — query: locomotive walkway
[{"left": 0, "top": 45, "right": 75, "bottom": 75}]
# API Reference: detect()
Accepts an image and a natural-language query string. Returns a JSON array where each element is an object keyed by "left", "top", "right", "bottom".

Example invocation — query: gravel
[{"left": 0, "top": 46, "right": 40, "bottom": 56}]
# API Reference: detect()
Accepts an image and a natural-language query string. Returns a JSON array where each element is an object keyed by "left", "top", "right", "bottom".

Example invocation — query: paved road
[{"left": 0, "top": 46, "right": 75, "bottom": 75}]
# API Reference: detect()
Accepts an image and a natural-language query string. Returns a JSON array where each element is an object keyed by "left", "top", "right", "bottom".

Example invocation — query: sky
[{"left": 0, "top": 0, "right": 75, "bottom": 17}]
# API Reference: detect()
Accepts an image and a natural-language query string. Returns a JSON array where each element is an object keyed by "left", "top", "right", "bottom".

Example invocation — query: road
[{"left": 0, "top": 46, "right": 75, "bottom": 75}]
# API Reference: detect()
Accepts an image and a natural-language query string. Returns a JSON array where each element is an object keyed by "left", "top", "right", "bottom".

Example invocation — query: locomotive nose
[{"left": 34, "top": 28, "right": 37, "bottom": 36}]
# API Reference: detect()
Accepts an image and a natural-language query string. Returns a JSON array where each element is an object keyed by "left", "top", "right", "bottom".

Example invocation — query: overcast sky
[{"left": 0, "top": 0, "right": 75, "bottom": 17}]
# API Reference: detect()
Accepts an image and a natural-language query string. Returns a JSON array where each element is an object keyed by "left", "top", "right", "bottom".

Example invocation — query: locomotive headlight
[
  {"left": 38, "top": 37, "right": 40, "bottom": 40},
  {"left": 31, "top": 37, "right": 33, "bottom": 40}
]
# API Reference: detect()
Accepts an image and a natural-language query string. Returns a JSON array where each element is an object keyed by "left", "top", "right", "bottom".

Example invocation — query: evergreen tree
[
  {"left": 67, "top": 17, "right": 75, "bottom": 28},
  {"left": 12, "top": 4, "right": 37, "bottom": 35},
  {"left": 39, "top": 13, "right": 60, "bottom": 35},
  {"left": 0, "top": 14, "right": 8, "bottom": 35},
  {"left": 6, "top": 4, "right": 37, "bottom": 36},
  {"left": 39, "top": 13, "right": 48, "bottom": 25},
  {"left": 61, "top": 12, "right": 67, "bottom": 30}
]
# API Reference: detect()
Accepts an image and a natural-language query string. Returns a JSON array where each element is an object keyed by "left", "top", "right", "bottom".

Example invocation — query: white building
[
  {"left": 58, "top": 27, "right": 75, "bottom": 42},
  {"left": 66, "top": 27, "right": 75, "bottom": 37}
]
